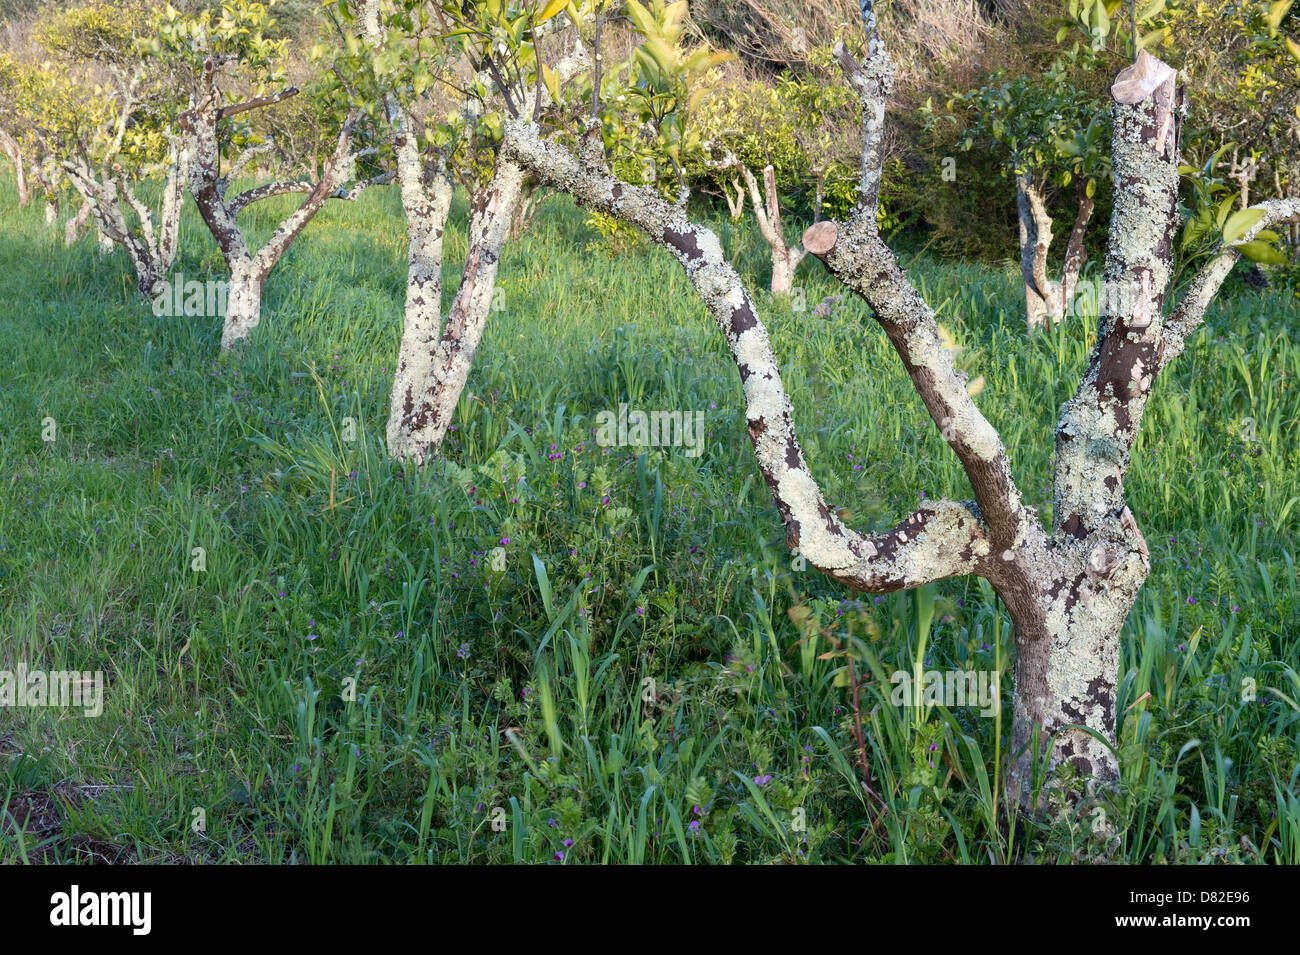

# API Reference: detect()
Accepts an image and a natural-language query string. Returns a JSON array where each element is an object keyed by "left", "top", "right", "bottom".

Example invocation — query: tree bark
[
  {"left": 385, "top": 137, "right": 455, "bottom": 454},
  {"left": 1017, "top": 174, "right": 1061, "bottom": 328},
  {"left": 221, "top": 258, "right": 266, "bottom": 351},
  {"left": 1010, "top": 50, "right": 1183, "bottom": 806},
  {"left": 497, "top": 32, "right": 1255, "bottom": 819},
  {"left": 707, "top": 153, "right": 805, "bottom": 296},
  {"left": 0, "top": 129, "right": 29, "bottom": 207},
  {"left": 1058, "top": 189, "right": 1094, "bottom": 318},
  {"left": 393, "top": 159, "right": 525, "bottom": 461},
  {"left": 64, "top": 199, "right": 91, "bottom": 246},
  {"left": 181, "top": 65, "right": 378, "bottom": 351}
]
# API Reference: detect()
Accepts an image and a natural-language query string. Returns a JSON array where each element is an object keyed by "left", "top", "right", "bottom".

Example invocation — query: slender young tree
[
  {"left": 948, "top": 72, "right": 1105, "bottom": 328},
  {"left": 497, "top": 8, "right": 1299, "bottom": 809},
  {"left": 157, "top": 1, "right": 388, "bottom": 350},
  {"left": 11, "top": 2, "right": 191, "bottom": 296},
  {"left": 352, "top": 0, "right": 589, "bottom": 461}
]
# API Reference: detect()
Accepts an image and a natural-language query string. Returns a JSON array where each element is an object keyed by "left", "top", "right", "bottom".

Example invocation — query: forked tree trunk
[
  {"left": 62, "top": 138, "right": 192, "bottom": 299},
  {"left": 391, "top": 160, "right": 525, "bottom": 461},
  {"left": 360, "top": 0, "right": 584, "bottom": 462},
  {"left": 1017, "top": 175, "right": 1095, "bottom": 328},
  {"left": 64, "top": 199, "right": 92, "bottom": 246},
  {"left": 501, "top": 35, "right": 1228, "bottom": 819},
  {"left": 180, "top": 60, "right": 385, "bottom": 351},
  {"left": 1017, "top": 174, "right": 1061, "bottom": 328},
  {"left": 721, "top": 160, "right": 805, "bottom": 296}
]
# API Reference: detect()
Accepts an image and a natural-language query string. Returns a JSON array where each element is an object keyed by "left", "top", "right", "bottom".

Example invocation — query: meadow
[{"left": 1, "top": 178, "right": 1297, "bottom": 864}]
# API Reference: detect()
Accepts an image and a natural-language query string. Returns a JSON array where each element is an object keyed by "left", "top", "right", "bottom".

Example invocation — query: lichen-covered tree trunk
[
  {"left": 385, "top": 147, "right": 455, "bottom": 454},
  {"left": 182, "top": 77, "right": 373, "bottom": 351},
  {"left": 222, "top": 259, "right": 265, "bottom": 351},
  {"left": 362, "top": 0, "right": 584, "bottom": 462},
  {"left": 0, "top": 129, "right": 29, "bottom": 207},
  {"left": 64, "top": 165, "right": 184, "bottom": 298},
  {"left": 500, "top": 24, "right": 1290, "bottom": 819},
  {"left": 1058, "top": 190, "right": 1094, "bottom": 318},
  {"left": 1007, "top": 51, "right": 1183, "bottom": 805},
  {"left": 392, "top": 160, "right": 525, "bottom": 462},
  {"left": 1016, "top": 174, "right": 1062, "bottom": 328}
]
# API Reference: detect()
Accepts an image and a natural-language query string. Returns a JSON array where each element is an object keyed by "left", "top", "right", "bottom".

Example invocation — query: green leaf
[
  {"left": 1223, "top": 207, "right": 1265, "bottom": 243},
  {"left": 1137, "top": 0, "right": 1167, "bottom": 21},
  {"left": 1091, "top": 1, "right": 1110, "bottom": 39},
  {"left": 538, "top": 0, "right": 568, "bottom": 22},
  {"left": 1266, "top": 1, "right": 1294, "bottom": 36},
  {"left": 625, "top": 0, "right": 656, "bottom": 38},
  {"left": 1237, "top": 240, "right": 1288, "bottom": 265},
  {"left": 531, "top": 553, "right": 555, "bottom": 622},
  {"left": 1214, "top": 194, "right": 1238, "bottom": 229},
  {"left": 1138, "top": 27, "right": 1166, "bottom": 49}
]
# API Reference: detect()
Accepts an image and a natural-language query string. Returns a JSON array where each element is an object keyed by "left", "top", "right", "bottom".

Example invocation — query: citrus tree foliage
[
  {"left": 946, "top": 65, "right": 1107, "bottom": 202},
  {"left": 16, "top": 0, "right": 189, "bottom": 294},
  {"left": 691, "top": 45, "right": 861, "bottom": 222},
  {"left": 151, "top": 0, "right": 384, "bottom": 349},
  {"left": 1059, "top": 0, "right": 1182, "bottom": 55},
  {"left": 1168, "top": 1, "right": 1300, "bottom": 230},
  {"left": 612, "top": 0, "right": 729, "bottom": 193}
]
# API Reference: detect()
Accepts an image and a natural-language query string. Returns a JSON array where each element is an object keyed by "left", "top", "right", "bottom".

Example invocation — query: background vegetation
[
  {"left": 1, "top": 179, "right": 1297, "bottom": 863},
  {"left": 0, "top": 0, "right": 1297, "bottom": 864}
]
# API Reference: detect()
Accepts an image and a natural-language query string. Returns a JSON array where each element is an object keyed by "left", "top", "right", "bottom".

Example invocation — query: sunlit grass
[{"left": 0, "top": 177, "right": 1296, "bottom": 863}]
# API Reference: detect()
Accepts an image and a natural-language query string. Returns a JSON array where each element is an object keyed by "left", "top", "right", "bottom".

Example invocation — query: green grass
[{"left": 0, "top": 178, "right": 1297, "bottom": 864}]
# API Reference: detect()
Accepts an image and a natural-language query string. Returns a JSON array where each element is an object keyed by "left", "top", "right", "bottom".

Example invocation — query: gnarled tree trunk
[
  {"left": 360, "top": 0, "right": 585, "bottom": 462},
  {"left": 499, "top": 29, "right": 1275, "bottom": 821},
  {"left": 391, "top": 160, "right": 525, "bottom": 461},
  {"left": 182, "top": 80, "right": 381, "bottom": 350},
  {"left": 1017, "top": 174, "right": 1061, "bottom": 328},
  {"left": 62, "top": 138, "right": 192, "bottom": 298}
]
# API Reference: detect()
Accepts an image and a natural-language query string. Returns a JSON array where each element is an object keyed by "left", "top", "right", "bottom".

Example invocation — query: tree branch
[
  {"left": 1053, "top": 50, "right": 1182, "bottom": 538},
  {"left": 801, "top": 40, "right": 1030, "bottom": 550},
  {"left": 501, "top": 118, "right": 993, "bottom": 592},
  {"left": 218, "top": 87, "right": 300, "bottom": 120},
  {"left": 1160, "top": 196, "right": 1300, "bottom": 368}
]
